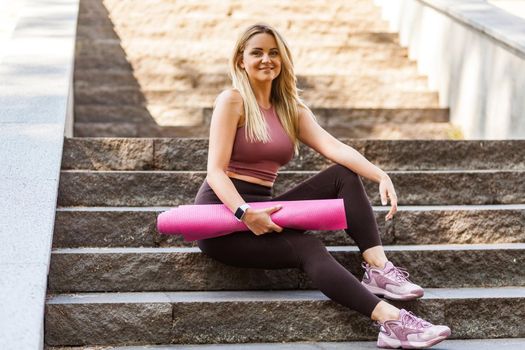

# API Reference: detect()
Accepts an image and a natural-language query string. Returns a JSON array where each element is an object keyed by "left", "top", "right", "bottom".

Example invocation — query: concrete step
[
  {"left": 74, "top": 86, "right": 438, "bottom": 109},
  {"left": 74, "top": 71, "right": 429, "bottom": 93},
  {"left": 44, "top": 287, "right": 525, "bottom": 346},
  {"left": 100, "top": 0, "right": 380, "bottom": 14},
  {"left": 42, "top": 338, "right": 525, "bottom": 350},
  {"left": 75, "top": 44, "right": 416, "bottom": 75},
  {"left": 75, "top": 40, "right": 409, "bottom": 73},
  {"left": 56, "top": 170, "right": 525, "bottom": 206},
  {"left": 74, "top": 62, "right": 422, "bottom": 81},
  {"left": 77, "top": 34, "right": 402, "bottom": 56},
  {"left": 93, "top": 0, "right": 384, "bottom": 21},
  {"left": 74, "top": 105, "right": 448, "bottom": 126},
  {"left": 52, "top": 205, "right": 525, "bottom": 248},
  {"left": 91, "top": 11, "right": 382, "bottom": 24},
  {"left": 47, "top": 243, "right": 525, "bottom": 292},
  {"left": 63, "top": 139, "right": 525, "bottom": 172},
  {"left": 73, "top": 64, "right": 422, "bottom": 82},
  {"left": 76, "top": 18, "right": 392, "bottom": 40},
  {"left": 72, "top": 109, "right": 456, "bottom": 135},
  {"left": 76, "top": 33, "right": 403, "bottom": 53},
  {"left": 73, "top": 121, "right": 458, "bottom": 139},
  {"left": 75, "top": 52, "right": 418, "bottom": 74},
  {"left": 326, "top": 121, "right": 459, "bottom": 139}
]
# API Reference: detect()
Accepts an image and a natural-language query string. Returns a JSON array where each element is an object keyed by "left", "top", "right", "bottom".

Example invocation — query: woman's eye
[{"left": 250, "top": 51, "right": 278, "bottom": 57}]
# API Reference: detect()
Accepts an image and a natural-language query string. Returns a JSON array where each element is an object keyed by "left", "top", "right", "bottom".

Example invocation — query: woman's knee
[
  {"left": 328, "top": 164, "right": 361, "bottom": 188},
  {"left": 197, "top": 238, "right": 227, "bottom": 260},
  {"left": 197, "top": 237, "right": 249, "bottom": 267}
]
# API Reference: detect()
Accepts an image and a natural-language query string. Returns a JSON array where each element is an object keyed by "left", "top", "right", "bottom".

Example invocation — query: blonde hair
[{"left": 228, "top": 23, "right": 316, "bottom": 156}]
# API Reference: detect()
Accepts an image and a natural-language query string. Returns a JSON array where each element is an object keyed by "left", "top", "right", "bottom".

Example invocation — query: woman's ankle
[
  {"left": 362, "top": 246, "right": 388, "bottom": 268},
  {"left": 367, "top": 258, "right": 388, "bottom": 269},
  {"left": 371, "top": 301, "right": 400, "bottom": 323}
]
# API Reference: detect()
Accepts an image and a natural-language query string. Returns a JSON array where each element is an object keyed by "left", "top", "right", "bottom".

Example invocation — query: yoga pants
[{"left": 194, "top": 164, "right": 382, "bottom": 317}]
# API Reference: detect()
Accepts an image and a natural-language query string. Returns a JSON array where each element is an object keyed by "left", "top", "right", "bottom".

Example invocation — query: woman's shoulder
[
  {"left": 297, "top": 104, "right": 315, "bottom": 120},
  {"left": 213, "top": 88, "right": 245, "bottom": 128},
  {"left": 215, "top": 88, "right": 244, "bottom": 106}
]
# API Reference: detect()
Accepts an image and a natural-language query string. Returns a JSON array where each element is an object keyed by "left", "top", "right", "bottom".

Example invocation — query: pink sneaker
[
  {"left": 361, "top": 261, "right": 424, "bottom": 300},
  {"left": 377, "top": 309, "right": 451, "bottom": 349}
]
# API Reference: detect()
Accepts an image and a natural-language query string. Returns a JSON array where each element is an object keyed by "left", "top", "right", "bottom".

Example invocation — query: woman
[{"left": 194, "top": 23, "right": 451, "bottom": 349}]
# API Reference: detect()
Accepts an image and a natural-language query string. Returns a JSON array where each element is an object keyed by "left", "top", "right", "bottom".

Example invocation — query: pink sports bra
[{"left": 226, "top": 105, "right": 294, "bottom": 182}]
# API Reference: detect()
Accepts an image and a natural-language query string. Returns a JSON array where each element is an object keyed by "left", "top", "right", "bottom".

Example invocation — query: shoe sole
[
  {"left": 362, "top": 283, "right": 423, "bottom": 301},
  {"left": 377, "top": 332, "right": 450, "bottom": 349}
]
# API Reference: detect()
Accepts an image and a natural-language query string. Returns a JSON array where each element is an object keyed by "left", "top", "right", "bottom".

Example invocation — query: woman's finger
[
  {"left": 271, "top": 222, "right": 283, "bottom": 232},
  {"left": 390, "top": 197, "right": 398, "bottom": 210},
  {"left": 385, "top": 194, "right": 396, "bottom": 220},
  {"left": 267, "top": 205, "right": 283, "bottom": 214},
  {"left": 387, "top": 186, "right": 397, "bottom": 205}
]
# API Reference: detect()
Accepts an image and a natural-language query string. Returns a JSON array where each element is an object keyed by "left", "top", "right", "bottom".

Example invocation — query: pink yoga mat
[{"left": 157, "top": 198, "right": 347, "bottom": 241}]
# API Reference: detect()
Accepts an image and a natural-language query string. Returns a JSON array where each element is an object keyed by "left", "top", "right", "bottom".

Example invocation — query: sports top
[{"left": 226, "top": 105, "right": 294, "bottom": 182}]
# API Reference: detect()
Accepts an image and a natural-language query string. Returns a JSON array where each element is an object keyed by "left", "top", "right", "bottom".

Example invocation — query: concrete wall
[
  {"left": 374, "top": 0, "right": 525, "bottom": 139},
  {"left": 0, "top": 0, "right": 79, "bottom": 349}
]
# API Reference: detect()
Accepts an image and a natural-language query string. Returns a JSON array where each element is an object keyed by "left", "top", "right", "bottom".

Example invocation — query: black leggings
[{"left": 194, "top": 164, "right": 382, "bottom": 317}]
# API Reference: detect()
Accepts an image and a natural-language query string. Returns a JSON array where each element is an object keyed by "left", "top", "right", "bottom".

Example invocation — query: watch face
[{"left": 235, "top": 207, "right": 244, "bottom": 219}]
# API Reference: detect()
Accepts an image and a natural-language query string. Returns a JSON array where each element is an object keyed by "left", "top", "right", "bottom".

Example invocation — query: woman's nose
[{"left": 261, "top": 54, "right": 271, "bottom": 62}]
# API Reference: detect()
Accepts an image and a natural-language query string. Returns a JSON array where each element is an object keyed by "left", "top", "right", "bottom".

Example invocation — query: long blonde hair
[{"left": 228, "top": 23, "right": 316, "bottom": 156}]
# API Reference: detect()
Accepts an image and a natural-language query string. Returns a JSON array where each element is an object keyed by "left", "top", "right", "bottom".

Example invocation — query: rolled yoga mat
[{"left": 157, "top": 198, "right": 347, "bottom": 241}]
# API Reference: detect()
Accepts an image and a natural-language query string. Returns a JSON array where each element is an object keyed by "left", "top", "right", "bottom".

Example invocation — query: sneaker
[
  {"left": 361, "top": 261, "right": 424, "bottom": 300},
  {"left": 377, "top": 309, "right": 451, "bottom": 349}
]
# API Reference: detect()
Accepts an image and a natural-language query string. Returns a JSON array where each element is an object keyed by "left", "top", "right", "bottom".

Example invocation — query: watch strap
[{"left": 234, "top": 203, "right": 251, "bottom": 221}]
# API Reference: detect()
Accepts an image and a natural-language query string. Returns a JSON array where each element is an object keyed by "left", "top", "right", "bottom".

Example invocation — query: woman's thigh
[
  {"left": 197, "top": 229, "right": 309, "bottom": 269},
  {"left": 271, "top": 164, "right": 354, "bottom": 202},
  {"left": 194, "top": 173, "right": 343, "bottom": 269}
]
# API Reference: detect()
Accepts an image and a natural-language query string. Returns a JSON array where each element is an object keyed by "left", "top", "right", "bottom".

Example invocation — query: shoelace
[
  {"left": 385, "top": 265, "right": 411, "bottom": 283},
  {"left": 361, "top": 262, "right": 411, "bottom": 283},
  {"left": 401, "top": 310, "right": 432, "bottom": 329}
]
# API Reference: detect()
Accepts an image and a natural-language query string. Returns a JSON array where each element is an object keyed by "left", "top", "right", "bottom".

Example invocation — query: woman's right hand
[{"left": 242, "top": 205, "right": 284, "bottom": 235}]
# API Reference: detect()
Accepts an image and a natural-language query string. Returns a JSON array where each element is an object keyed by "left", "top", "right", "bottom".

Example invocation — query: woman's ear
[{"left": 237, "top": 54, "right": 245, "bottom": 69}]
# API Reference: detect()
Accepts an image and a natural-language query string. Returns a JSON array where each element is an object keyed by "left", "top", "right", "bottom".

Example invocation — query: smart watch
[{"left": 234, "top": 203, "right": 251, "bottom": 221}]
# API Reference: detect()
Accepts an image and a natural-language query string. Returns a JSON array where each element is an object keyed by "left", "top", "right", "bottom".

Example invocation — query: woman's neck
[{"left": 250, "top": 79, "right": 272, "bottom": 108}]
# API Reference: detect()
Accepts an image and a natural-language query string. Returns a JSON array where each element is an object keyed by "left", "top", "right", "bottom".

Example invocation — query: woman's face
[{"left": 239, "top": 33, "right": 282, "bottom": 83}]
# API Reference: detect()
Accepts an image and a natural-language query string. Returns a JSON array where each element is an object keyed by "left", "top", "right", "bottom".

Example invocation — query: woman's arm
[
  {"left": 205, "top": 89, "right": 283, "bottom": 233},
  {"left": 205, "top": 89, "right": 248, "bottom": 214},
  {"left": 297, "top": 107, "right": 398, "bottom": 220},
  {"left": 297, "top": 107, "right": 386, "bottom": 182}
]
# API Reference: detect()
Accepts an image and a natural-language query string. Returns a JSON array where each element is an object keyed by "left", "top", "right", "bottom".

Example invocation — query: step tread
[
  {"left": 55, "top": 170, "right": 525, "bottom": 206},
  {"left": 61, "top": 138, "right": 525, "bottom": 171},
  {"left": 43, "top": 338, "right": 525, "bottom": 350},
  {"left": 51, "top": 243, "right": 525, "bottom": 254},
  {"left": 46, "top": 287, "right": 525, "bottom": 304},
  {"left": 72, "top": 123, "right": 458, "bottom": 139},
  {"left": 62, "top": 138, "right": 519, "bottom": 143},
  {"left": 58, "top": 169, "right": 525, "bottom": 175},
  {"left": 55, "top": 204, "right": 525, "bottom": 211}
]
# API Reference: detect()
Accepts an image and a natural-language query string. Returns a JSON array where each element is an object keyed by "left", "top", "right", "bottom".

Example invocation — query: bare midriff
[{"left": 225, "top": 170, "right": 274, "bottom": 188}]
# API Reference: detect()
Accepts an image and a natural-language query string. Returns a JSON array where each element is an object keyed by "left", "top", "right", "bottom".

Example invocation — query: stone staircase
[
  {"left": 73, "top": 0, "right": 460, "bottom": 139},
  {"left": 44, "top": 0, "right": 525, "bottom": 348},
  {"left": 45, "top": 138, "right": 525, "bottom": 347}
]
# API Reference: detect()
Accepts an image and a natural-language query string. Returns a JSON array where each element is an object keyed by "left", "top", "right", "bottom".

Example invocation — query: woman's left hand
[{"left": 379, "top": 174, "right": 398, "bottom": 221}]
